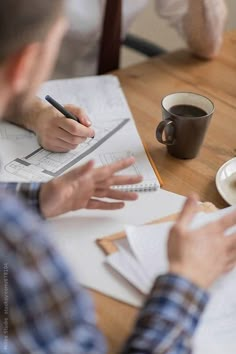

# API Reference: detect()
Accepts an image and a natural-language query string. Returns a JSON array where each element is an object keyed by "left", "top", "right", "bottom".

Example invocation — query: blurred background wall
[{"left": 122, "top": 0, "right": 236, "bottom": 67}]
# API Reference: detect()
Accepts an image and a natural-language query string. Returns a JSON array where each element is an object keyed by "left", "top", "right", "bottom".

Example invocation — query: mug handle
[{"left": 156, "top": 119, "right": 176, "bottom": 145}]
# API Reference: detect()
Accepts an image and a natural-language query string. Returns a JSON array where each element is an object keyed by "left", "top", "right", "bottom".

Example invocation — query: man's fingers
[
  {"left": 94, "top": 157, "right": 137, "bottom": 182},
  {"left": 52, "top": 138, "right": 82, "bottom": 152},
  {"left": 176, "top": 194, "right": 199, "bottom": 228},
  {"left": 218, "top": 209, "right": 236, "bottom": 232},
  {"left": 59, "top": 118, "right": 95, "bottom": 138},
  {"left": 56, "top": 128, "right": 87, "bottom": 146},
  {"left": 87, "top": 199, "right": 125, "bottom": 210},
  {"left": 110, "top": 175, "right": 143, "bottom": 186},
  {"left": 95, "top": 188, "right": 139, "bottom": 201},
  {"left": 74, "top": 160, "right": 95, "bottom": 177},
  {"left": 64, "top": 161, "right": 94, "bottom": 181},
  {"left": 64, "top": 105, "right": 92, "bottom": 127},
  {"left": 42, "top": 138, "right": 78, "bottom": 152},
  {"left": 95, "top": 175, "right": 142, "bottom": 188},
  {"left": 224, "top": 262, "right": 236, "bottom": 274},
  {"left": 56, "top": 138, "right": 83, "bottom": 150},
  {"left": 108, "top": 156, "right": 136, "bottom": 174},
  {"left": 226, "top": 232, "right": 236, "bottom": 252}
]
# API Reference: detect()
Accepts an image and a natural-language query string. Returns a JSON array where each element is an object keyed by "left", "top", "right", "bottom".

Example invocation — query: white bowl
[{"left": 215, "top": 157, "right": 236, "bottom": 206}]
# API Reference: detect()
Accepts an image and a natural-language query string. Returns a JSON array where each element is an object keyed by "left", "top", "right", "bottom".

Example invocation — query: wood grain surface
[{"left": 89, "top": 31, "right": 236, "bottom": 353}]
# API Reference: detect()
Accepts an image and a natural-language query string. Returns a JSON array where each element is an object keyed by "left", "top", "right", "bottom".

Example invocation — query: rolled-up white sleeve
[
  {"left": 155, "top": 0, "right": 227, "bottom": 58},
  {"left": 155, "top": 0, "right": 188, "bottom": 35}
]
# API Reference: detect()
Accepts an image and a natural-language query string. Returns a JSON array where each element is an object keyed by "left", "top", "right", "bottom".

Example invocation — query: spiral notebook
[
  {"left": 110, "top": 147, "right": 162, "bottom": 192},
  {"left": 0, "top": 75, "right": 162, "bottom": 188}
]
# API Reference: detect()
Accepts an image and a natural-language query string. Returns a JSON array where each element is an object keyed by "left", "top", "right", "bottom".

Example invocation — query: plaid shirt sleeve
[
  {"left": 0, "top": 182, "right": 41, "bottom": 213},
  {"left": 0, "top": 193, "right": 107, "bottom": 354},
  {"left": 121, "top": 274, "right": 209, "bottom": 354},
  {"left": 0, "top": 192, "right": 209, "bottom": 354}
]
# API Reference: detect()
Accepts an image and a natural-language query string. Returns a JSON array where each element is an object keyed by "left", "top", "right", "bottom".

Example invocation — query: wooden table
[{"left": 91, "top": 31, "right": 236, "bottom": 353}]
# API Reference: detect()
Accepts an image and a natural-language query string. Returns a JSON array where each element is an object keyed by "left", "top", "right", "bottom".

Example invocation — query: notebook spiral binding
[{"left": 112, "top": 182, "right": 159, "bottom": 192}]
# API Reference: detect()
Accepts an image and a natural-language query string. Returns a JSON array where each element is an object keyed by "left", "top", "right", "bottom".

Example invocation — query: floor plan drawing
[
  {"left": 4, "top": 118, "right": 130, "bottom": 181},
  {"left": 0, "top": 75, "right": 160, "bottom": 191}
]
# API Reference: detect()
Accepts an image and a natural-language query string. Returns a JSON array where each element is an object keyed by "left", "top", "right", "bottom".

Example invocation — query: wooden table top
[{"left": 91, "top": 31, "right": 236, "bottom": 353}]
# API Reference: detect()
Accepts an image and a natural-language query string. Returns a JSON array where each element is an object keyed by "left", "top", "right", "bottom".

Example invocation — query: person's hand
[
  {"left": 40, "top": 157, "right": 142, "bottom": 218},
  {"left": 168, "top": 194, "right": 236, "bottom": 289},
  {"left": 34, "top": 104, "right": 95, "bottom": 152},
  {"left": 4, "top": 97, "right": 94, "bottom": 151}
]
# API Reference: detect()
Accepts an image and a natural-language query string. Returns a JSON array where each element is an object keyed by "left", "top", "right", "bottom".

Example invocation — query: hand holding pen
[
  {"left": 42, "top": 95, "right": 95, "bottom": 151},
  {"left": 29, "top": 95, "right": 95, "bottom": 153}
]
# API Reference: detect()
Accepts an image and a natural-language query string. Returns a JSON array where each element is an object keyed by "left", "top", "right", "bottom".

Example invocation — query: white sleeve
[
  {"left": 154, "top": 0, "right": 228, "bottom": 57},
  {"left": 154, "top": 0, "right": 189, "bottom": 36}
]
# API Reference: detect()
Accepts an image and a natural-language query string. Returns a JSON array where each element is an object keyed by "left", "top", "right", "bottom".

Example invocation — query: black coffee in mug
[
  {"left": 169, "top": 104, "right": 207, "bottom": 118},
  {"left": 156, "top": 93, "right": 215, "bottom": 159}
]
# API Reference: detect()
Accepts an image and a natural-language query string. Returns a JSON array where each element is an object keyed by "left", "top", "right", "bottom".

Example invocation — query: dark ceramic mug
[{"left": 156, "top": 92, "right": 214, "bottom": 159}]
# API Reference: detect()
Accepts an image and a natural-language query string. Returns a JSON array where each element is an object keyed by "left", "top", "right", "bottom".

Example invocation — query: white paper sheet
[
  {"left": 106, "top": 238, "right": 152, "bottom": 294},
  {"left": 125, "top": 223, "right": 171, "bottom": 284},
  {"left": 49, "top": 189, "right": 186, "bottom": 307}
]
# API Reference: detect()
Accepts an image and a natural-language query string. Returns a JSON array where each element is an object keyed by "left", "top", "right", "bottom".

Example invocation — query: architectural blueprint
[
  {"left": 5, "top": 118, "right": 129, "bottom": 181},
  {"left": 0, "top": 75, "right": 160, "bottom": 190}
]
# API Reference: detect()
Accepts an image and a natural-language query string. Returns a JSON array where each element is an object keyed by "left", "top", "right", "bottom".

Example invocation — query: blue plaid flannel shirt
[
  {"left": 0, "top": 186, "right": 209, "bottom": 354},
  {"left": 0, "top": 182, "right": 41, "bottom": 212}
]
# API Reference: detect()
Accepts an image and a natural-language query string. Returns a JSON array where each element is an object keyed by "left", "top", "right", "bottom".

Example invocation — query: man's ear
[{"left": 5, "top": 43, "right": 41, "bottom": 94}]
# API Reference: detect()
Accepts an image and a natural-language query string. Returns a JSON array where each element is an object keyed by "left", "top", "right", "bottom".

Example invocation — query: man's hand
[
  {"left": 4, "top": 97, "right": 95, "bottom": 152},
  {"left": 168, "top": 195, "right": 236, "bottom": 289},
  {"left": 34, "top": 104, "right": 95, "bottom": 152},
  {"left": 40, "top": 157, "right": 142, "bottom": 218}
]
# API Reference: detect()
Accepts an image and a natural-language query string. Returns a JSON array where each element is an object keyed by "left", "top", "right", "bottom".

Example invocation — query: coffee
[
  {"left": 169, "top": 104, "right": 207, "bottom": 118},
  {"left": 156, "top": 92, "right": 214, "bottom": 159}
]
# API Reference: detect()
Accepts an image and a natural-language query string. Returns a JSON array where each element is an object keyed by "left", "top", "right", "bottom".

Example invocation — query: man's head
[{"left": 0, "top": 0, "right": 67, "bottom": 118}]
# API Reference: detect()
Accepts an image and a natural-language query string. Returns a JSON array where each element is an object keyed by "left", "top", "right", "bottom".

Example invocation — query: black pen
[
  {"left": 45, "top": 95, "right": 80, "bottom": 122},
  {"left": 45, "top": 95, "right": 94, "bottom": 138}
]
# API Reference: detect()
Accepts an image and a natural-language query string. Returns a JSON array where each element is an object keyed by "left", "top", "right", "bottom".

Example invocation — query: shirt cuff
[
  {"left": 4, "top": 182, "right": 42, "bottom": 215},
  {"left": 149, "top": 273, "right": 209, "bottom": 336}
]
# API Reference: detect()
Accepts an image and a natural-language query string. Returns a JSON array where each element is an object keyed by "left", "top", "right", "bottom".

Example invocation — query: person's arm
[
  {"left": 4, "top": 96, "right": 95, "bottom": 152},
  {"left": 156, "top": 0, "right": 227, "bottom": 58},
  {"left": 0, "top": 194, "right": 206, "bottom": 354},
  {"left": 0, "top": 182, "right": 41, "bottom": 212},
  {"left": 0, "top": 193, "right": 107, "bottom": 353},
  {"left": 4, "top": 96, "right": 46, "bottom": 131},
  {"left": 121, "top": 274, "right": 208, "bottom": 354},
  {"left": 121, "top": 195, "right": 236, "bottom": 353},
  {"left": 1, "top": 194, "right": 236, "bottom": 353}
]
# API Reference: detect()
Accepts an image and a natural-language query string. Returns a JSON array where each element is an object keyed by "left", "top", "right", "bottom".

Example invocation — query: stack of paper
[{"left": 105, "top": 206, "right": 236, "bottom": 354}]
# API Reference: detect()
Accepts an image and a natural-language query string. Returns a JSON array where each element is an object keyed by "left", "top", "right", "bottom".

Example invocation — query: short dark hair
[{"left": 0, "top": 0, "right": 64, "bottom": 62}]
